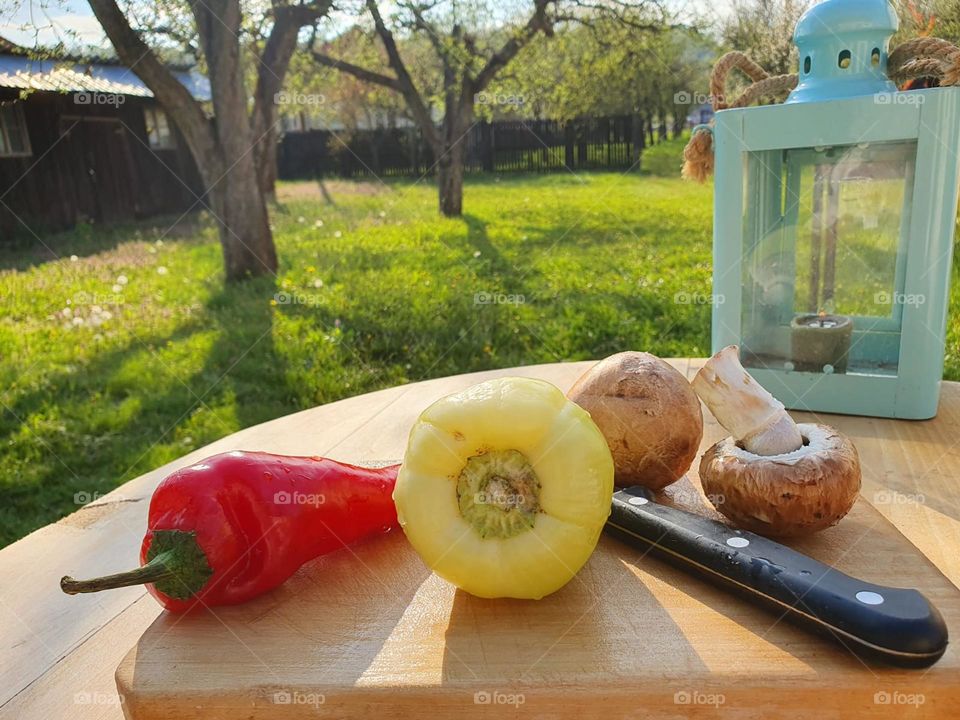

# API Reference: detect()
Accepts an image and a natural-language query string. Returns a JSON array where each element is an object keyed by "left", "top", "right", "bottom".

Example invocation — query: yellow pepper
[{"left": 394, "top": 377, "right": 614, "bottom": 599}]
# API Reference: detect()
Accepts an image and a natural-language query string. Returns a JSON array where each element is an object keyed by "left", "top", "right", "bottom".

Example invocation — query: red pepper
[{"left": 61, "top": 451, "right": 399, "bottom": 612}]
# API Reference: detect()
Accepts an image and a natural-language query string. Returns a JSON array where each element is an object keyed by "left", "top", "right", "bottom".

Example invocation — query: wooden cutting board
[
  {"left": 116, "top": 490, "right": 960, "bottom": 720},
  {"left": 115, "top": 375, "right": 960, "bottom": 719}
]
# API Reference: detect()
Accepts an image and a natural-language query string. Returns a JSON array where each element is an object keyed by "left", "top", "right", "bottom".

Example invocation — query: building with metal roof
[
  {"left": 0, "top": 37, "right": 206, "bottom": 238},
  {"left": 0, "top": 47, "right": 210, "bottom": 101}
]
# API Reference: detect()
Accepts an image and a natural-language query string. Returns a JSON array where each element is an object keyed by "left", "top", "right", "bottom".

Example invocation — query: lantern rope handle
[
  {"left": 888, "top": 37, "right": 960, "bottom": 86},
  {"left": 682, "top": 52, "right": 798, "bottom": 181},
  {"left": 681, "top": 38, "right": 960, "bottom": 182}
]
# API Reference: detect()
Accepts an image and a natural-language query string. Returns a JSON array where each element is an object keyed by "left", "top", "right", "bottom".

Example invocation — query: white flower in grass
[
  {"left": 117, "top": 275, "right": 128, "bottom": 285},
  {"left": 473, "top": 251, "right": 481, "bottom": 258},
  {"left": 314, "top": 219, "right": 324, "bottom": 228},
  {"left": 334, "top": 230, "right": 342, "bottom": 238},
  {"left": 112, "top": 284, "right": 122, "bottom": 293},
  {"left": 297, "top": 216, "right": 306, "bottom": 224},
  {"left": 313, "top": 279, "right": 323, "bottom": 288},
  {"left": 157, "top": 266, "right": 168, "bottom": 276},
  {"left": 72, "top": 316, "right": 84, "bottom": 326},
  {"left": 70, "top": 254, "right": 78, "bottom": 262}
]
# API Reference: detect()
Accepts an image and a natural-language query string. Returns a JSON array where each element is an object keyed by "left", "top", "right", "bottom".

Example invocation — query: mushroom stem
[{"left": 692, "top": 346, "right": 803, "bottom": 456}]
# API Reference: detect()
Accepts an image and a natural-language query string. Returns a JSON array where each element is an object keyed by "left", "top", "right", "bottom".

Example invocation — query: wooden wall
[{"left": 0, "top": 91, "right": 204, "bottom": 241}]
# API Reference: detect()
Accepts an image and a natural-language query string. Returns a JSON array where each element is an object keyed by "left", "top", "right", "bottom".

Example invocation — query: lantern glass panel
[{"left": 738, "top": 140, "right": 916, "bottom": 378}]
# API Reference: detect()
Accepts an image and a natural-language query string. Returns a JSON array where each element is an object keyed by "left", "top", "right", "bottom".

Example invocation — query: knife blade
[{"left": 605, "top": 485, "right": 948, "bottom": 668}]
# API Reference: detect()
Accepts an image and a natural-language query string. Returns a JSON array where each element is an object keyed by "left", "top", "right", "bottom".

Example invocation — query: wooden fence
[{"left": 278, "top": 115, "right": 665, "bottom": 180}]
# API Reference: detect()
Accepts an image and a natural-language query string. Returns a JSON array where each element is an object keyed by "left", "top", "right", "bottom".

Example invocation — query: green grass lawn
[
  {"left": 0, "top": 165, "right": 717, "bottom": 546},
  {"left": 3, "top": 149, "right": 960, "bottom": 547}
]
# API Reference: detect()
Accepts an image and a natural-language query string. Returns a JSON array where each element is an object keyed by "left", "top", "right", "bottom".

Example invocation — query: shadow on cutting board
[{"left": 440, "top": 538, "right": 711, "bottom": 689}]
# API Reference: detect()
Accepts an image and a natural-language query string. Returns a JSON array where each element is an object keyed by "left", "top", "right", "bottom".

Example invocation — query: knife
[{"left": 605, "top": 486, "right": 948, "bottom": 668}]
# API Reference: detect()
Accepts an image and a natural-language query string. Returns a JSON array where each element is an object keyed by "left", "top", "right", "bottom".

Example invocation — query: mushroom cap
[
  {"left": 699, "top": 423, "right": 861, "bottom": 538},
  {"left": 568, "top": 352, "right": 703, "bottom": 490}
]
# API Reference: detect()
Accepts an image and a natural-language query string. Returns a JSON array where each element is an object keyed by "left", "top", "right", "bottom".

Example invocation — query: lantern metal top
[{"left": 786, "top": 0, "right": 899, "bottom": 104}]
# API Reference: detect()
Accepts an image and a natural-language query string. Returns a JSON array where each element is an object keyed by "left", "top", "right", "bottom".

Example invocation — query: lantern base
[{"left": 742, "top": 366, "right": 941, "bottom": 420}]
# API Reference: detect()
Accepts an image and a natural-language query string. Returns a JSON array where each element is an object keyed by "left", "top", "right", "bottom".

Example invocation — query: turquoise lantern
[{"left": 710, "top": 0, "right": 960, "bottom": 418}]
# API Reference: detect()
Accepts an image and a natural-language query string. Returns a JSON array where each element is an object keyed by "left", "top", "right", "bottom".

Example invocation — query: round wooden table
[{"left": 3, "top": 359, "right": 960, "bottom": 719}]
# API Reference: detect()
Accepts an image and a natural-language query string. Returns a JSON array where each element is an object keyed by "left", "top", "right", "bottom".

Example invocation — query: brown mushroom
[
  {"left": 568, "top": 352, "right": 703, "bottom": 490},
  {"left": 693, "top": 346, "right": 861, "bottom": 537},
  {"left": 699, "top": 423, "right": 861, "bottom": 537}
]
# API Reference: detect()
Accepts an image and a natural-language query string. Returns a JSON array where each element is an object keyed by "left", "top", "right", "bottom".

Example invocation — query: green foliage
[
  {"left": 491, "top": 22, "right": 716, "bottom": 122},
  {"left": 286, "top": 4, "right": 714, "bottom": 129},
  {"left": 721, "top": 0, "right": 810, "bottom": 77},
  {"left": 0, "top": 174, "right": 713, "bottom": 546}
]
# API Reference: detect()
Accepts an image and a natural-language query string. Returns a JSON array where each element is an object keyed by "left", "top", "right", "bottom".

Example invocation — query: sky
[{"left": 0, "top": 0, "right": 106, "bottom": 47}]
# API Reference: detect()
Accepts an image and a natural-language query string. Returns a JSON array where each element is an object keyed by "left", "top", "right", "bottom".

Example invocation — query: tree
[
  {"left": 493, "top": 19, "right": 712, "bottom": 157},
  {"left": 311, "top": 0, "right": 663, "bottom": 216},
  {"left": 86, "top": 0, "right": 332, "bottom": 281},
  {"left": 721, "top": 0, "right": 809, "bottom": 76}
]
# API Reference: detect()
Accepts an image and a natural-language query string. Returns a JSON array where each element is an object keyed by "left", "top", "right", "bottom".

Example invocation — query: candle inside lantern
[{"left": 790, "top": 312, "right": 853, "bottom": 373}]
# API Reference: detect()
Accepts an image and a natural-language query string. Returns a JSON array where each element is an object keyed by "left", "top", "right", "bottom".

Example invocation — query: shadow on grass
[
  {"left": 0, "top": 276, "right": 295, "bottom": 546},
  {"left": 0, "top": 212, "right": 208, "bottom": 272},
  {"left": 463, "top": 213, "right": 509, "bottom": 273}
]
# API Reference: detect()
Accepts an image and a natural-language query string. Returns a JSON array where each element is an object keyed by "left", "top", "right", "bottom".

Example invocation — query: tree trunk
[
  {"left": 672, "top": 114, "right": 684, "bottom": 138},
  {"left": 437, "top": 73, "right": 469, "bottom": 217},
  {"left": 630, "top": 112, "right": 644, "bottom": 172},
  {"left": 257, "top": 122, "right": 280, "bottom": 202},
  {"left": 212, "top": 158, "right": 277, "bottom": 280},
  {"left": 194, "top": 0, "right": 277, "bottom": 281},
  {"left": 438, "top": 139, "right": 465, "bottom": 216},
  {"left": 251, "top": 5, "right": 319, "bottom": 202}
]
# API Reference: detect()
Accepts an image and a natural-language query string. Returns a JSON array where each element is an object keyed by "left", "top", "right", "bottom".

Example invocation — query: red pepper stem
[{"left": 60, "top": 550, "right": 177, "bottom": 595}]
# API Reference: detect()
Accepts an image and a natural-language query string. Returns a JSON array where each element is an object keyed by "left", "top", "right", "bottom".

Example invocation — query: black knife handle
[{"left": 606, "top": 486, "right": 948, "bottom": 668}]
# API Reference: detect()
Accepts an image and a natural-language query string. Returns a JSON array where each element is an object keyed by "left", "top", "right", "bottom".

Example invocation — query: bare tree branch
[
  {"left": 471, "top": 0, "right": 555, "bottom": 93},
  {"left": 365, "top": 0, "right": 440, "bottom": 148},
  {"left": 310, "top": 47, "right": 402, "bottom": 90},
  {"left": 406, "top": 3, "right": 455, "bottom": 70}
]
